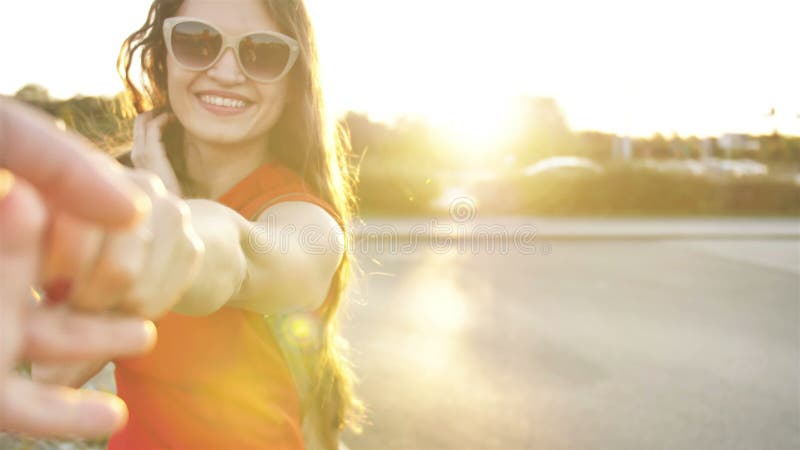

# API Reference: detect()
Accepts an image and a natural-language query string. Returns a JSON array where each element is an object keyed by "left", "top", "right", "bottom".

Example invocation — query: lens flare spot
[
  {"left": 289, "top": 316, "right": 312, "bottom": 340},
  {"left": 276, "top": 312, "right": 322, "bottom": 350}
]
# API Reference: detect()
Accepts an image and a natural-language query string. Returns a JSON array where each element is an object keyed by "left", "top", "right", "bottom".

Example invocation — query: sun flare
[{"left": 424, "top": 95, "right": 520, "bottom": 155}]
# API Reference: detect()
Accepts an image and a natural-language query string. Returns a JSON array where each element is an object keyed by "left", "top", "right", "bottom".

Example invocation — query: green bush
[
  {"left": 502, "top": 166, "right": 800, "bottom": 216},
  {"left": 357, "top": 171, "right": 442, "bottom": 216}
]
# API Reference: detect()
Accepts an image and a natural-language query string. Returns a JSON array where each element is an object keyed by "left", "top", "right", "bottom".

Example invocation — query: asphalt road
[{"left": 341, "top": 238, "right": 800, "bottom": 450}]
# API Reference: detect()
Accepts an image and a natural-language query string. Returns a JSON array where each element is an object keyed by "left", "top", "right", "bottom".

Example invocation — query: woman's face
[{"left": 167, "top": 0, "right": 290, "bottom": 146}]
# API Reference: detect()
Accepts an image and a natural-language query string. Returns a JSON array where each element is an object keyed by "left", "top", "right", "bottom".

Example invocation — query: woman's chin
[
  {"left": 180, "top": 115, "right": 251, "bottom": 145},
  {"left": 189, "top": 128, "right": 250, "bottom": 145}
]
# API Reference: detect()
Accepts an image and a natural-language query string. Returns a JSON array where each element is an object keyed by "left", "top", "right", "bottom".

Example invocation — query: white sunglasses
[{"left": 163, "top": 16, "right": 300, "bottom": 83}]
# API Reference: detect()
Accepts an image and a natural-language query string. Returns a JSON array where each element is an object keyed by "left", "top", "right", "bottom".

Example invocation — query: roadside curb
[{"left": 350, "top": 217, "right": 800, "bottom": 240}]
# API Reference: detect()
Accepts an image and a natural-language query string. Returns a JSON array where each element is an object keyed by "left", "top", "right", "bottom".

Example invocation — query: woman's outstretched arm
[
  {"left": 173, "top": 199, "right": 344, "bottom": 317},
  {"left": 124, "top": 111, "right": 343, "bottom": 317}
]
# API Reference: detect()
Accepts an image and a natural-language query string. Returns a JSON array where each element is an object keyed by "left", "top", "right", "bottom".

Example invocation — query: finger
[
  {"left": 120, "top": 197, "right": 186, "bottom": 319},
  {"left": 67, "top": 222, "right": 152, "bottom": 312},
  {"left": 22, "top": 305, "right": 156, "bottom": 362},
  {"left": 0, "top": 171, "right": 46, "bottom": 254},
  {"left": 130, "top": 111, "right": 150, "bottom": 167},
  {"left": 0, "top": 375, "right": 127, "bottom": 439},
  {"left": 112, "top": 171, "right": 175, "bottom": 318},
  {"left": 146, "top": 200, "right": 205, "bottom": 318},
  {"left": 115, "top": 173, "right": 201, "bottom": 319},
  {"left": 147, "top": 112, "right": 172, "bottom": 140},
  {"left": 43, "top": 213, "right": 105, "bottom": 306},
  {"left": 144, "top": 113, "right": 183, "bottom": 195},
  {"left": 0, "top": 173, "right": 45, "bottom": 374},
  {"left": 0, "top": 99, "right": 150, "bottom": 228},
  {"left": 144, "top": 113, "right": 172, "bottom": 166}
]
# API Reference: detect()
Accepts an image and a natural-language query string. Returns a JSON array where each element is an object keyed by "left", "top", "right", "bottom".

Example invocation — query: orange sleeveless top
[{"left": 109, "top": 162, "right": 341, "bottom": 450}]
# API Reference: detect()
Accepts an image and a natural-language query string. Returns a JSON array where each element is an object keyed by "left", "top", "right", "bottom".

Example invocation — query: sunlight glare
[
  {"left": 406, "top": 278, "right": 469, "bottom": 334},
  {"left": 394, "top": 252, "right": 472, "bottom": 371},
  {"left": 426, "top": 94, "right": 521, "bottom": 155}
]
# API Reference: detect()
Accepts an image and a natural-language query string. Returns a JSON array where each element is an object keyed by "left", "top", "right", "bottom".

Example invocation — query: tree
[
  {"left": 509, "top": 96, "right": 574, "bottom": 165},
  {"left": 14, "top": 84, "right": 51, "bottom": 104}
]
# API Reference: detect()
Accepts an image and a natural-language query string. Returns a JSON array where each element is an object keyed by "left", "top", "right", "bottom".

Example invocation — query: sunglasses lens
[
  {"left": 239, "top": 34, "right": 291, "bottom": 81},
  {"left": 171, "top": 21, "right": 222, "bottom": 69}
]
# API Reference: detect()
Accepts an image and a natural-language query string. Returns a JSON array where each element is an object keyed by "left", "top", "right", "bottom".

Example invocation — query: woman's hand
[
  {"left": 130, "top": 111, "right": 183, "bottom": 197},
  {"left": 42, "top": 170, "right": 205, "bottom": 320}
]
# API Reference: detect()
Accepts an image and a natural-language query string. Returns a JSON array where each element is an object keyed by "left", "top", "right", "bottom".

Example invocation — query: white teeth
[{"left": 199, "top": 95, "right": 247, "bottom": 109}]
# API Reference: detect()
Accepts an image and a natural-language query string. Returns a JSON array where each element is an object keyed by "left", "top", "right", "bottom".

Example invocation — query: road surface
[{"left": 341, "top": 237, "right": 799, "bottom": 450}]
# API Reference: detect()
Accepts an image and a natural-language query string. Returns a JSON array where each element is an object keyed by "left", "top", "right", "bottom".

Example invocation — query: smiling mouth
[{"left": 197, "top": 94, "right": 252, "bottom": 109}]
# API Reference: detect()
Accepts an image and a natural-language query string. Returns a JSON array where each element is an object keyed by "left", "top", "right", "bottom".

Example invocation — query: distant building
[
  {"left": 717, "top": 134, "right": 760, "bottom": 155},
  {"left": 612, "top": 136, "right": 633, "bottom": 160}
]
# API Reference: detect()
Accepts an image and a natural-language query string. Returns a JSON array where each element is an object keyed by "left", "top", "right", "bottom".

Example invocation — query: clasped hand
[{"left": 43, "top": 167, "right": 204, "bottom": 319}]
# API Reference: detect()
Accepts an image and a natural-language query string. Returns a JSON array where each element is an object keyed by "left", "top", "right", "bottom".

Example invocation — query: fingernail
[
  {"left": 132, "top": 187, "right": 152, "bottom": 217},
  {"left": 142, "top": 320, "right": 157, "bottom": 352},
  {"left": 0, "top": 169, "right": 15, "bottom": 200},
  {"left": 119, "top": 182, "right": 152, "bottom": 221},
  {"left": 107, "top": 396, "right": 129, "bottom": 432},
  {"left": 43, "top": 278, "right": 73, "bottom": 305},
  {"left": 104, "top": 178, "right": 152, "bottom": 228}
]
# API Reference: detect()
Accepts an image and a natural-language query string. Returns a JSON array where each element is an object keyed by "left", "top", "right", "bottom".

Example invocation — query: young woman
[{"left": 33, "top": 0, "right": 363, "bottom": 448}]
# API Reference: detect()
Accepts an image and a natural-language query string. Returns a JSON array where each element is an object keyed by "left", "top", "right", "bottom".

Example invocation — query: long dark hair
[{"left": 117, "top": 0, "right": 364, "bottom": 435}]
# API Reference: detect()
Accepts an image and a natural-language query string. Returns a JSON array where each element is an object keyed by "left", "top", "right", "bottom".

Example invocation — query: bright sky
[{"left": 1, "top": 0, "right": 798, "bottom": 138}]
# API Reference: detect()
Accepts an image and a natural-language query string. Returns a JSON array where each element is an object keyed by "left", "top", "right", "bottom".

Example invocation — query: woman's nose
[{"left": 206, "top": 47, "right": 247, "bottom": 84}]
